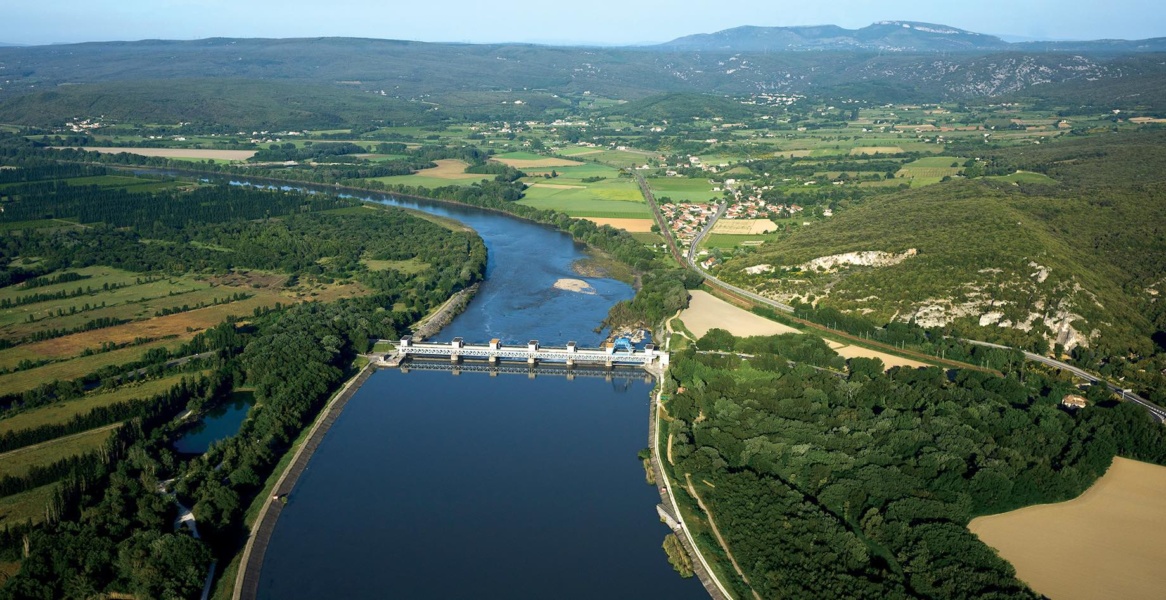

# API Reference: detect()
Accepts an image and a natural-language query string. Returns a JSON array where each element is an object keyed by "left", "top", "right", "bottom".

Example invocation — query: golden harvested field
[
  {"left": 825, "top": 340, "right": 928, "bottom": 370},
  {"left": 16, "top": 294, "right": 282, "bottom": 359},
  {"left": 680, "top": 291, "right": 800, "bottom": 338},
  {"left": 66, "top": 147, "right": 256, "bottom": 160},
  {"left": 849, "top": 146, "right": 904, "bottom": 156},
  {"left": 416, "top": 159, "right": 482, "bottom": 179},
  {"left": 712, "top": 219, "right": 778, "bottom": 235},
  {"left": 584, "top": 218, "right": 656, "bottom": 232},
  {"left": 492, "top": 157, "right": 583, "bottom": 168},
  {"left": 969, "top": 457, "right": 1166, "bottom": 600},
  {"left": 1130, "top": 117, "right": 1166, "bottom": 124}
]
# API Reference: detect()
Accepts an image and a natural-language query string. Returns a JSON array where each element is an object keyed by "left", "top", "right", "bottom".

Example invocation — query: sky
[{"left": 3, "top": 0, "right": 1163, "bottom": 46}]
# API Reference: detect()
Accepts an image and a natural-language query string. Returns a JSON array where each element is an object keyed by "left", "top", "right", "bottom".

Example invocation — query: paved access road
[{"left": 964, "top": 339, "right": 1166, "bottom": 423}]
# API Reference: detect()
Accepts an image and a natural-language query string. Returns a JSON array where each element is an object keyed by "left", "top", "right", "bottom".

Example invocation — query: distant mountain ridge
[{"left": 659, "top": 21, "right": 1166, "bottom": 53}]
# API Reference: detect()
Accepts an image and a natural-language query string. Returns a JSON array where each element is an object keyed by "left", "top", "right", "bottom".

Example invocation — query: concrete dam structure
[{"left": 389, "top": 336, "right": 669, "bottom": 369}]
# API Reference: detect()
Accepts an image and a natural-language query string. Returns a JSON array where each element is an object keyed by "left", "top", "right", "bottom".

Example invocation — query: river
[{"left": 255, "top": 191, "right": 707, "bottom": 598}]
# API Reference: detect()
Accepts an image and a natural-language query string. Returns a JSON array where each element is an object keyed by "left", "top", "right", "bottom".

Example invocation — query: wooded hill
[
  {"left": 1, "top": 37, "right": 1165, "bottom": 127},
  {"left": 719, "top": 131, "right": 1166, "bottom": 400}
]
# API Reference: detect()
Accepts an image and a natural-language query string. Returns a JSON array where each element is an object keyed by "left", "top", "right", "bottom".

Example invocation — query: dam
[{"left": 388, "top": 336, "right": 669, "bottom": 369}]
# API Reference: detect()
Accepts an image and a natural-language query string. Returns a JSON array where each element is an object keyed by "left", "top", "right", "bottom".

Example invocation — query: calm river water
[{"left": 255, "top": 193, "right": 706, "bottom": 598}]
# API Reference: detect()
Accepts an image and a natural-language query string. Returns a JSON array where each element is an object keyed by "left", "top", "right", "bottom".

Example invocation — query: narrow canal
[{"left": 255, "top": 193, "right": 707, "bottom": 598}]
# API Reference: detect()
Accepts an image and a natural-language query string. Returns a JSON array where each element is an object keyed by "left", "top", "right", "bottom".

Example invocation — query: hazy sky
[{"left": 3, "top": 0, "right": 1163, "bottom": 46}]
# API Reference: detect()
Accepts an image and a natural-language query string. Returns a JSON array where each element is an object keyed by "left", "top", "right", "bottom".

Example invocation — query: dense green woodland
[
  {"left": 0, "top": 162, "right": 486, "bottom": 598},
  {"left": 664, "top": 331, "right": 1166, "bottom": 599}
]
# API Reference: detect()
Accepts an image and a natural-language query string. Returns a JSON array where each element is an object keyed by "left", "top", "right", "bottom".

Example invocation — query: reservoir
[{"left": 256, "top": 191, "right": 706, "bottom": 598}]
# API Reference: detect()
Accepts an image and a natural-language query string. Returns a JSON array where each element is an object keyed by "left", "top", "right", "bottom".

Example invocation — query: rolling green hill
[
  {"left": 0, "top": 79, "right": 438, "bottom": 129},
  {"left": 719, "top": 132, "right": 1166, "bottom": 366},
  {"left": 1, "top": 37, "right": 1164, "bottom": 128}
]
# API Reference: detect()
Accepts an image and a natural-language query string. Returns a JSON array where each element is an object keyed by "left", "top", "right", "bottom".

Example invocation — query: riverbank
[
  {"left": 411, "top": 283, "right": 480, "bottom": 341},
  {"left": 232, "top": 362, "right": 375, "bottom": 600},
  {"left": 648, "top": 379, "right": 732, "bottom": 600}
]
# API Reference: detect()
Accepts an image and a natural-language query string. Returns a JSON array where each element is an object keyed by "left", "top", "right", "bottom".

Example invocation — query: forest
[
  {"left": 0, "top": 160, "right": 487, "bottom": 598},
  {"left": 662, "top": 330, "right": 1166, "bottom": 599}
]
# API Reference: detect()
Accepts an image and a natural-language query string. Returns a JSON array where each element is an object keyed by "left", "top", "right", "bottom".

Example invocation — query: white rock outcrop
[{"left": 799, "top": 249, "right": 917, "bottom": 272}]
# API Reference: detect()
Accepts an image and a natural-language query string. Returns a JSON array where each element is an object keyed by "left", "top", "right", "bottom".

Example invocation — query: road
[
  {"left": 684, "top": 201, "right": 798, "bottom": 313},
  {"left": 963, "top": 339, "right": 1166, "bottom": 422},
  {"left": 643, "top": 178, "right": 1166, "bottom": 423}
]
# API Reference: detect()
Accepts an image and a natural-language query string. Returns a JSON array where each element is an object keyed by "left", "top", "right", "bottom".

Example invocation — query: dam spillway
[{"left": 389, "top": 336, "right": 669, "bottom": 369}]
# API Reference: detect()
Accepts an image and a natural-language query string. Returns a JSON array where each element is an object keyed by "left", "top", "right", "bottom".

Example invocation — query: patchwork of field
[
  {"left": 583, "top": 218, "right": 656, "bottom": 232},
  {"left": 65, "top": 147, "right": 256, "bottom": 161},
  {"left": 701, "top": 233, "right": 778, "bottom": 249},
  {"left": 895, "top": 156, "right": 963, "bottom": 186},
  {"left": 414, "top": 159, "right": 482, "bottom": 179},
  {"left": 0, "top": 425, "right": 117, "bottom": 479},
  {"left": 0, "top": 266, "right": 365, "bottom": 394},
  {"left": 769, "top": 150, "right": 814, "bottom": 158},
  {"left": 970, "top": 457, "right": 1166, "bottom": 600},
  {"left": 491, "top": 151, "right": 582, "bottom": 169},
  {"left": 367, "top": 159, "right": 492, "bottom": 189},
  {"left": 712, "top": 219, "right": 777, "bottom": 235},
  {"left": 0, "top": 339, "right": 185, "bottom": 396},
  {"left": 556, "top": 146, "right": 605, "bottom": 157},
  {"left": 680, "top": 291, "right": 801, "bottom": 338},
  {"left": 850, "top": 146, "right": 905, "bottom": 156},
  {"left": 646, "top": 177, "right": 720, "bottom": 203},
  {"left": 0, "top": 372, "right": 197, "bottom": 435},
  {"left": 0, "top": 174, "right": 185, "bottom": 194},
  {"left": 516, "top": 163, "right": 650, "bottom": 218}
]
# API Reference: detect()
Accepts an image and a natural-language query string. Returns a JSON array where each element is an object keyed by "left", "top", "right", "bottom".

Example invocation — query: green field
[
  {"left": 702, "top": 233, "right": 780, "bottom": 249},
  {"left": 556, "top": 146, "right": 606, "bottom": 157},
  {"left": 583, "top": 150, "right": 651, "bottom": 168},
  {"left": 0, "top": 372, "right": 194, "bottom": 436},
  {"left": 366, "top": 174, "right": 489, "bottom": 189},
  {"left": 647, "top": 177, "right": 720, "bottom": 203},
  {"left": 0, "top": 219, "right": 77, "bottom": 232},
  {"left": 0, "top": 339, "right": 183, "bottom": 394},
  {"left": 362, "top": 258, "right": 429, "bottom": 274},
  {"left": 521, "top": 163, "right": 615, "bottom": 180},
  {"left": 0, "top": 425, "right": 116, "bottom": 479},
  {"left": 518, "top": 177, "right": 649, "bottom": 218},
  {"left": 896, "top": 156, "right": 964, "bottom": 186},
  {"left": 493, "top": 151, "right": 548, "bottom": 161},
  {"left": 0, "top": 483, "right": 56, "bottom": 525},
  {"left": 0, "top": 270, "right": 213, "bottom": 332}
]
